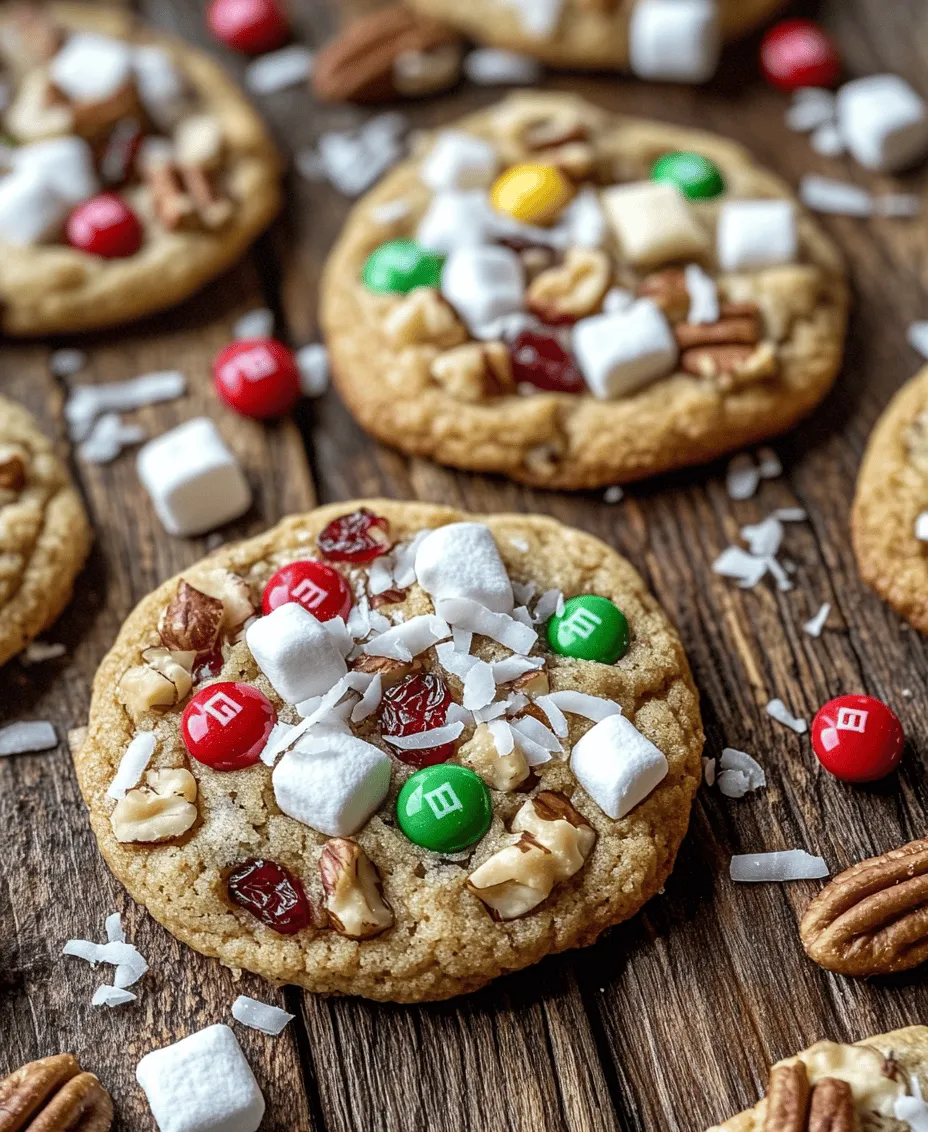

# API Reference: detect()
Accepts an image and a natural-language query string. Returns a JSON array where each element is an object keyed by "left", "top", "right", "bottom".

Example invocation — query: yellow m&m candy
[{"left": 490, "top": 163, "right": 574, "bottom": 226}]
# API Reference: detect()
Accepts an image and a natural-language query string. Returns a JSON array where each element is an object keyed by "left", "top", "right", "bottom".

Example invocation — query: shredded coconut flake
[
  {"left": 712, "top": 547, "right": 770, "bottom": 589},
  {"left": 809, "top": 121, "right": 844, "bottom": 156},
  {"left": 20, "top": 641, "right": 66, "bottom": 664},
  {"left": 718, "top": 748, "right": 766, "bottom": 797},
  {"left": 232, "top": 995, "right": 294, "bottom": 1035},
  {"left": 435, "top": 598, "right": 537, "bottom": 654},
  {"left": 79, "top": 411, "right": 146, "bottom": 464},
  {"left": 730, "top": 850, "right": 828, "bottom": 882},
  {"left": 702, "top": 757, "right": 716, "bottom": 787},
  {"left": 463, "top": 660, "right": 497, "bottom": 710},
  {"left": 351, "top": 674, "right": 383, "bottom": 722},
  {"left": 384, "top": 721, "right": 464, "bottom": 750},
  {"left": 786, "top": 88, "right": 836, "bottom": 132},
  {"left": 246, "top": 45, "right": 314, "bottom": 94},
  {"left": 766, "top": 698, "right": 808, "bottom": 734},
  {"left": 800, "top": 175, "right": 873, "bottom": 217},
  {"left": 542, "top": 690, "right": 622, "bottom": 724},
  {"left": 65, "top": 371, "right": 185, "bottom": 441},
  {"left": 0, "top": 720, "right": 58, "bottom": 756},
  {"left": 741, "top": 517, "right": 783, "bottom": 558},
  {"left": 50, "top": 348, "right": 87, "bottom": 377},
  {"left": 106, "top": 732, "right": 156, "bottom": 799},
  {"left": 371, "top": 198, "right": 411, "bottom": 225},
  {"left": 105, "top": 913, "right": 126, "bottom": 944},
  {"left": 726, "top": 453, "right": 761, "bottom": 501},
  {"left": 909, "top": 322, "right": 928, "bottom": 360},
  {"left": 532, "top": 589, "right": 563, "bottom": 624},
  {"left": 364, "top": 614, "right": 450, "bottom": 661},
  {"left": 491, "top": 655, "right": 543, "bottom": 684},
  {"left": 464, "top": 48, "right": 541, "bottom": 85},
  {"left": 803, "top": 602, "right": 831, "bottom": 638},
  {"left": 296, "top": 343, "right": 330, "bottom": 398},
  {"left": 603, "top": 485, "right": 624, "bottom": 504},
  {"left": 757, "top": 448, "right": 782, "bottom": 480},
  {"left": 304, "top": 114, "right": 407, "bottom": 197},
  {"left": 233, "top": 308, "right": 274, "bottom": 340},
  {"left": 487, "top": 718, "right": 515, "bottom": 756},
  {"left": 92, "top": 985, "right": 137, "bottom": 1008},
  {"left": 261, "top": 721, "right": 295, "bottom": 766}
]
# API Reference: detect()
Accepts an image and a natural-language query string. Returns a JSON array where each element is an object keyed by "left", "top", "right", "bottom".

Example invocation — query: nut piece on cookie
[
  {"left": 527, "top": 248, "right": 611, "bottom": 324},
  {"left": 572, "top": 299, "right": 678, "bottom": 399},
  {"left": 118, "top": 647, "right": 195, "bottom": 719},
  {"left": 512, "top": 792, "right": 596, "bottom": 878},
  {"left": 350, "top": 653, "right": 415, "bottom": 688},
  {"left": 570, "top": 714, "right": 668, "bottom": 819},
  {"left": 637, "top": 269, "right": 691, "bottom": 324},
  {"left": 183, "top": 568, "right": 256, "bottom": 634},
  {"left": 458, "top": 723, "right": 530, "bottom": 792},
  {"left": 430, "top": 341, "right": 513, "bottom": 402},
  {"left": 602, "top": 181, "right": 709, "bottom": 268},
  {"left": 0, "top": 444, "right": 28, "bottom": 491},
  {"left": 159, "top": 580, "right": 225, "bottom": 656},
  {"left": 247, "top": 602, "right": 348, "bottom": 704},
  {"left": 384, "top": 287, "right": 468, "bottom": 350},
  {"left": 111, "top": 768, "right": 198, "bottom": 843},
  {"left": 319, "top": 838, "right": 394, "bottom": 939}
]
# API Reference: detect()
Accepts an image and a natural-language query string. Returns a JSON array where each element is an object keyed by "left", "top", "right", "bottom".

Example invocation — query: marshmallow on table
[
  {"left": 12, "top": 138, "right": 98, "bottom": 206},
  {"left": 415, "top": 191, "right": 499, "bottom": 254},
  {"left": 419, "top": 130, "right": 499, "bottom": 192},
  {"left": 246, "top": 603, "right": 347, "bottom": 705},
  {"left": 0, "top": 170, "right": 67, "bottom": 246},
  {"left": 273, "top": 734, "right": 391, "bottom": 836},
  {"left": 415, "top": 523, "right": 514, "bottom": 614},
  {"left": 50, "top": 32, "right": 134, "bottom": 103},
  {"left": 137, "top": 418, "right": 252, "bottom": 537},
  {"left": 136, "top": 1024, "right": 264, "bottom": 1132},
  {"left": 441, "top": 245, "right": 525, "bottom": 334},
  {"left": 629, "top": 0, "right": 721, "bottom": 84},
  {"left": 717, "top": 200, "right": 798, "bottom": 272},
  {"left": 570, "top": 714, "right": 668, "bottom": 820},
  {"left": 133, "top": 45, "right": 188, "bottom": 130},
  {"left": 836, "top": 75, "right": 928, "bottom": 173},
  {"left": 573, "top": 299, "right": 678, "bottom": 399},
  {"left": 601, "top": 182, "right": 709, "bottom": 268}
]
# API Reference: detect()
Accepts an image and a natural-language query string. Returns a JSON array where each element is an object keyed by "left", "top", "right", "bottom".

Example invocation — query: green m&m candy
[
  {"left": 650, "top": 151, "right": 725, "bottom": 201},
  {"left": 362, "top": 238, "right": 444, "bottom": 295},
  {"left": 547, "top": 595, "right": 630, "bottom": 664},
  {"left": 397, "top": 764, "right": 492, "bottom": 853}
]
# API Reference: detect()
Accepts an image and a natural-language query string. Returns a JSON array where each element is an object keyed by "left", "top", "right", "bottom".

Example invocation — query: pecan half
[
  {"left": 0, "top": 1053, "right": 113, "bottom": 1132},
  {"left": 807, "top": 1078, "right": 854, "bottom": 1132},
  {"left": 158, "top": 580, "right": 224, "bottom": 656},
  {"left": 764, "top": 1062, "right": 810, "bottom": 1132},
  {"left": 674, "top": 306, "right": 760, "bottom": 350},
  {"left": 800, "top": 837, "right": 928, "bottom": 976}
]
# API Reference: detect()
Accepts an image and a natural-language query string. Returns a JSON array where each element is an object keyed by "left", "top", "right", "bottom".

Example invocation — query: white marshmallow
[
  {"left": 419, "top": 130, "right": 499, "bottom": 192},
  {"left": 12, "top": 137, "right": 98, "bottom": 206},
  {"left": 572, "top": 299, "right": 678, "bottom": 399},
  {"left": 601, "top": 181, "right": 709, "bottom": 268},
  {"left": 136, "top": 1024, "right": 264, "bottom": 1132},
  {"left": 0, "top": 170, "right": 67, "bottom": 246},
  {"left": 246, "top": 603, "right": 347, "bottom": 705},
  {"left": 133, "top": 45, "right": 188, "bottom": 130},
  {"left": 570, "top": 714, "right": 668, "bottom": 820},
  {"left": 50, "top": 32, "right": 134, "bottom": 103},
  {"left": 273, "top": 734, "right": 391, "bottom": 836},
  {"left": 629, "top": 0, "right": 721, "bottom": 84},
  {"left": 415, "top": 523, "right": 514, "bottom": 614},
  {"left": 415, "top": 190, "right": 498, "bottom": 253},
  {"left": 716, "top": 200, "right": 798, "bottom": 272},
  {"left": 137, "top": 418, "right": 251, "bottom": 537},
  {"left": 441, "top": 244, "right": 524, "bottom": 333},
  {"left": 836, "top": 74, "right": 928, "bottom": 172}
]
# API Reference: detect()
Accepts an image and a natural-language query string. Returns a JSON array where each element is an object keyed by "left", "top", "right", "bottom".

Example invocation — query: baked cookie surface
[
  {"left": 321, "top": 93, "right": 847, "bottom": 490},
  {"left": 409, "top": 0, "right": 786, "bottom": 71},
  {"left": 0, "top": 395, "right": 91, "bottom": 667},
  {"left": 0, "top": 3, "right": 281, "bottom": 336},
  {"left": 708, "top": 1025, "right": 928, "bottom": 1131},
  {"left": 77, "top": 500, "right": 703, "bottom": 1002},
  {"left": 852, "top": 366, "right": 928, "bottom": 634}
]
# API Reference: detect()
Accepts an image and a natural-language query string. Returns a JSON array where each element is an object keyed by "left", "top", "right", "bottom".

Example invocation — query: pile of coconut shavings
[
  {"left": 703, "top": 748, "right": 766, "bottom": 799},
  {"left": 62, "top": 912, "right": 148, "bottom": 1008}
]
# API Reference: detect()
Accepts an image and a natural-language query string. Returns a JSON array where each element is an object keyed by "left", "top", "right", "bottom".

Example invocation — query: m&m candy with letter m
[
  {"left": 182, "top": 681, "right": 277, "bottom": 771},
  {"left": 811, "top": 694, "right": 904, "bottom": 783}
]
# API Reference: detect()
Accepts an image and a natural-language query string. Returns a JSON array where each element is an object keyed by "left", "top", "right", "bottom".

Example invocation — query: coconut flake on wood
[
  {"left": 20, "top": 642, "right": 66, "bottom": 664},
  {"left": 757, "top": 448, "right": 782, "bottom": 480},
  {"left": 712, "top": 547, "right": 770, "bottom": 589},
  {"left": 604, "top": 485, "right": 625, "bottom": 504},
  {"left": 233, "top": 308, "right": 275, "bottom": 340},
  {"left": 799, "top": 175, "right": 873, "bottom": 217},
  {"left": 65, "top": 371, "right": 185, "bottom": 441},
  {"left": 464, "top": 48, "right": 542, "bottom": 86},
  {"left": 105, "top": 913, "right": 126, "bottom": 944},
  {"left": 766, "top": 698, "right": 808, "bottom": 734},
  {"left": 741, "top": 517, "right": 784, "bottom": 558},
  {"left": 106, "top": 732, "right": 156, "bottom": 799},
  {"left": 810, "top": 122, "right": 844, "bottom": 156},
  {"left": 92, "top": 985, "right": 137, "bottom": 1009},
  {"left": 717, "top": 748, "right": 766, "bottom": 798},
  {"left": 232, "top": 995, "right": 294, "bottom": 1036},
  {"left": 726, "top": 453, "right": 761, "bottom": 500},
  {"left": 803, "top": 602, "right": 831, "bottom": 637},
  {"left": 702, "top": 757, "right": 716, "bottom": 786},
  {"left": 786, "top": 88, "right": 837, "bottom": 132},
  {"left": 246, "top": 45, "right": 314, "bottom": 94},
  {"left": 0, "top": 720, "right": 58, "bottom": 757},
  {"left": 79, "top": 412, "right": 147, "bottom": 464},
  {"left": 50, "top": 348, "right": 87, "bottom": 378},
  {"left": 435, "top": 598, "right": 537, "bottom": 654},
  {"left": 295, "top": 344, "right": 330, "bottom": 398},
  {"left": 730, "top": 850, "right": 828, "bottom": 882}
]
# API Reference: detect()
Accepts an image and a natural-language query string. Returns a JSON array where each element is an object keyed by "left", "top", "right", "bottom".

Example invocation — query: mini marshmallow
[
  {"left": 50, "top": 32, "right": 134, "bottom": 103},
  {"left": 570, "top": 714, "right": 668, "bottom": 820},
  {"left": 136, "top": 1024, "right": 264, "bottom": 1132},
  {"left": 717, "top": 200, "right": 798, "bottom": 272},
  {"left": 415, "top": 190, "right": 500, "bottom": 253},
  {"left": 836, "top": 74, "right": 928, "bottom": 173},
  {"left": 0, "top": 170, "right": 67, "bottom": 246},
  {"left": 133, "top": 45, "right": 188, "bottom": 130},
  {"left": 136, "top": 418, "right": 251, "bottom": 537},
  {"left": 246, "top": 603, "right": 347, "bottom": 705},
  {"left": 12, "top": 137, "right": 98, "bottom": 206},
  {"left": 419, "top": 130, "right": 499, "bottom": 192},
  {"left": 629, "top": 0, "right": 721, "bottom": 84},
  {"left": 415, "top": 523, "right": 514, "bottom": 614},
  {"left": 273, "top": 734, "right": 391, "bottom": 836},
  {"left": 573, "top": 299, "right": 678, "bottom": 399},
  {"left": 441, "top": 244, "right": 524, "bottom": 334},
  {"left": 601, "top": 181, "right": 709, "bottom": 268}
]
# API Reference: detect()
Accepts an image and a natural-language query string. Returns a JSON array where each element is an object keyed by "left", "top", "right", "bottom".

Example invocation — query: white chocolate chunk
[
  {"left": 837, "top": 74, "right": 928, "bottom": 173},
  {"left": 136, "top": 1024, "right": 265, "bottom": 1132},
  {"left": 12, "top": 137, "right": 98, "bottom": 206},
  {"left": 572, "top": 299, "right": 678, "bottom": 399},
  {"left": 716, "top": 200, "right": 798, "bottom": 272},
  {"left": 50, "top": 32, "right": 133, "bottom": 103},
  {"left": 0, "top": 170, "right": 67, "bottom": 246},
  {"left": 441, "top": 244, "right": 525, "bottom": 334},
  {"left": 136, "top": 418, "right": 251, "bottom": 537},
  {"left": 570, "top": 714, "right": 668, "bottom": 819},
  {"left": 415, "top": 522, "right": 514, "bottom": 614},
  {"left": 629, "top": 0, "right": 721, "bottom": 84},
  {"left": 420, "top": 130, "right": 498, "bottom": 192},
  {"left": 273, "top": 734, "right": 391, "bottom": 836},
  {"left": 602, "top": 181, "right": 709, "bottom": 268},
  {"left": 246, "top": 603, "right": 347, "bottom": 705}
]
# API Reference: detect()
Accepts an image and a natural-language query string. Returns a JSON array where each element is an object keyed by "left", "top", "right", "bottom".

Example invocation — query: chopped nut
[
  {"left": 350, "top": 653, "right": 414, "bottom": 688},
  {"left": 4, "top": 68, "right": 74, "bottom": 141},
  {"left": 111, "top": 768, "right": 198, "bottom": 843},
  {"left": 0, "top": 444, "right": 27, "bottom": 491},
  {"left": 511, "top": 669, "right": 550, "bottom": 697},
  {"left": 431, "top": 341, "right": 513, "bottom": 402},
  {"left": 158, "top": 580, "right": 224, "bottom": 656},
  {"left": 138, "top": 138, "right": 195, "bottom": 230},
  {"left": 370, "top": 588, "right": 407, "bottom": 608},
  {"left": 807, "top": 1078, "right": 854, "bottom": 1132},
  {"left": 319, "top": 838, "right": 393, "bottom": 939},
  {"left": 118, "top": 647, "right": 195, "bottom": 718},
  {"left": 681, "top": 341, "right": 778, "bottom": 385},
  {"left": 674, "top": 310, "right": 760, "bottom": 350},
  {"left": 183, "top": 568, "right": 255, "bottom": 633},
  {"left": 467, "top": 832, "right": 556, "bottom": 920},
  {"left": 458, "top": 723, "right": 530, "bottom": 792},
  {"left": 511, "top": 792, "right": 596, "bottom": 880},
  {"left": 384, "top": 287, "right": 468, "bottom": 350},
  {"left": 527, "top": 248, "right": 611, "bottom": 324},
  {"left": 637, "top": 268, "right": 690, "bottom": 323}
]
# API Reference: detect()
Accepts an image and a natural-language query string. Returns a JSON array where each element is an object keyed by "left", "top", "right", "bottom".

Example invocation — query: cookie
[
  {"left": 708, "top": 1025, "right": 928, "bottom": 1131},
  {"left": 76, "top": 500, "right": 703, "bottom": 1002},
  {"left": 409, "top": 0, "right": 785, "bottom": 72},
  {"left": 0, "top": 4, "right": 281, "bottom": 336},
  {"left": 852, "top": 366, "right": 928, "bottom": 634},
  {"left": 0, "top": 395, "right": 92, "bottom": 667},
  {"left": 321, "top": 92, "right": 848, "bottom": 490}
]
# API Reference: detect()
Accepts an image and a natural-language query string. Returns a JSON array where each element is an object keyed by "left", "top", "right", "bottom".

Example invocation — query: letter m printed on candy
[{"left": 203, "top": 690, "right": 245, "bottom": 726}]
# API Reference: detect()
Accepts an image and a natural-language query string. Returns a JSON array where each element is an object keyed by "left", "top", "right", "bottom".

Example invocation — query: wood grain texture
[{"left": 2, "top": 0, "right": 928, "bottom": 1129}]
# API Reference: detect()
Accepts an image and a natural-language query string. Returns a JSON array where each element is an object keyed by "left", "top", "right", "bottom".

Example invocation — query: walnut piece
[
  {"left": 527, "top": 248, "right": 611, "bottom": 324},
  {"left": 183, "top": 567, "right": 255, "bottom": 633},
  {"left": 350, "top": 653, "right": 414, "bottom": 688},
  {"left": 117, "top": 647, "right": 195, "bottom": 718},
  {"left": 674, "top": 304, "right": 760, "bottom": 350},
  {"left": 512, "top": 791, "right": 596, "bottom": 880},
  {"left": 430, "top": 341, "right": 513, "bottom": 402},
  {"left": 319, "top": 838, "right": 394, "bottom": 939},
  {"left": 511, "top": 668, "right": 550, "bottom": 697},
  {"left": 111, "top": 769, "right": 198, "bottom": 843},
  {"left": 458, "top": 723, "right": 529, "bottom": 792},
  {"left": 384, "top": 287, "right": 468, "bottom": 350},
  {"left": 0, "top": 444, "right": 27, "bottom": 491},
  {"left": 159, "top": 580, "right": 224, "bottom": 655}
]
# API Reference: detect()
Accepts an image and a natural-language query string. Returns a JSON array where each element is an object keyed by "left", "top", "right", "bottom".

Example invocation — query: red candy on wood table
[
  {"left": 66, "top": 193, "right": 143, "bottom": 259},
  {"left": 225, "top": 858, "right": 313, "bottom": 934},
  {"left": 262, "top": 560, "right": 352, "bottom": 621},
  {"left": 206, "top": 0, "right": 289, "bottom": 54},
  {"left": 181, "top": 681, "right": 277, "bottom": 770},
  {"left": 811, "top": 694, "right": 904, "bottom": 783},
  {"left": 760, "top": 20, "right": 842, "bottom": 91},
  {"left": 213, "top": 338, "right": 301, "bottom": 419},
  {"left": 378, "top": 672, "right": 456, "bottom": 769}
]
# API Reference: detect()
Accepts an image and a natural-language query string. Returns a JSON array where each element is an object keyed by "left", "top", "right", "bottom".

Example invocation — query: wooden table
[{"left": 3, "top": 0, "right": 928, "bottom": 1128}]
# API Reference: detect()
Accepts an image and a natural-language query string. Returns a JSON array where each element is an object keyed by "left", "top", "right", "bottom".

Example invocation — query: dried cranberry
[
  {"left": 318, "top": 509, "right": 391, "bottom": 563},
  {"left": 226, "top": 858, "right": 312, "bottom": 935},
  {"left": 379, "top": 672, "right": 455, "bottom": 769},
  {"left": 194, "top": 645, "right": 225, "bottom": 682},
  {"left": 511, "top": 330, "right": 585, "bottom": 394}
]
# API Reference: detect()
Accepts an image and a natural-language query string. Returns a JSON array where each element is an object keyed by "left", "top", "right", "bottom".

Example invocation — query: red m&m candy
[
  {"left": 213, "top": 338, "right": 300, "bottom": 419},
  {"left": 206, "top": 0, "right": 289, "bottom": 54},
  {"left": 262, "top": 560, "right": 352, "bottom": 621},
  {"left": 811, "top": 694, "right": 904, "bottom": 783},
  {"left": 760, "top": 20, "right": 842, "bottom": 92},
  {"left": 182, "top": 681, "right": 276, "bottom": 771},
  {"left": 66, "top": 193, "right": 143, "bottom": 259}
]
